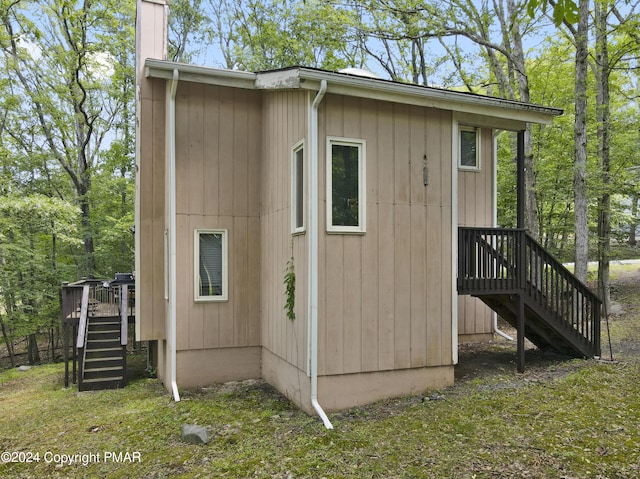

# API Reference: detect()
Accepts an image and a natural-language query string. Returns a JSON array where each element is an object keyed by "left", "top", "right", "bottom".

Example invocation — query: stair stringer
[{"left": 476, "top": 293, "right": 595, "bottom": 358}]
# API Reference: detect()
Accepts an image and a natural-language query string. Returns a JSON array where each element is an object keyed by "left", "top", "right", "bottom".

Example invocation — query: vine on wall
[{"left": 284, "top": 256, "right": 296, "bottom": 321}]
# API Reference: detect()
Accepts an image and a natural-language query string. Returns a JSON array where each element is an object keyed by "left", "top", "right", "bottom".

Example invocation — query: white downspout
[
  {"left": 451, "top": 117, "right": 459, "bottom": 365},
  {"left": 492, "top": 130, "right": 513, "bottom": 342},
  {"left": 309, "top": 79, "right": 333, "bottom": 429},
  {"left": 168, "top": 68, "right": 181, "bottom": 402}
]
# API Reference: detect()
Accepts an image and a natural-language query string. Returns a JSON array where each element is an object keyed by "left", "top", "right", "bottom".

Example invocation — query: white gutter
[
  {"left": 308, "top": 79, "right": 333, "bottom": 429},
  {"left": 492, "top": 131, "right": 514, "bottom": 342},
  {"left": 144, "top": 61, "right": 563, "bottom": 126},
  {"left": 168, "top": 68, "right": 180, "bottom": 402}
]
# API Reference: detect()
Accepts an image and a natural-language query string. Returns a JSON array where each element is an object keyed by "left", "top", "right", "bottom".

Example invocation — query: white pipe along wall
[
  {"left": 168, "top": 68, "right": 180, "bottom": 402},
  {"left": 308, "top": 79, "right": 333, "bottom": 429}
]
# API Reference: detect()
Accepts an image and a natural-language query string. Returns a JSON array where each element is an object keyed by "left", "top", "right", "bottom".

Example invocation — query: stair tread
[
  {"left": 84, "top": 366, "right": 123, "bottom": 373},
  {"left": 82, "top": 376, "right": 123, "bottom": 383}
]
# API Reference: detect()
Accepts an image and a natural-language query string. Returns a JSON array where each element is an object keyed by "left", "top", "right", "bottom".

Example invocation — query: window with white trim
[
  {"left": 327, "top": 137, "right": 366, "bottom": 233},
  {"left": 194, "top": 229, "right": 228, "bottom": 302},
  {"left": 459, "top": 126, "right": 480, "bottom": 170},
  {"left": 291, "top": 142, "right": 305, "bottom": 233}
]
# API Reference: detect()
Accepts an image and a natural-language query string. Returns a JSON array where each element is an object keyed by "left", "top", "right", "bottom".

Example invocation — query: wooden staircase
[
  {"left": 458, "top": 228, "right": 601, "bottom": 369},
  {"left": 62, "top": 280, "right": 132, "bottom": 391},
  {"left": 81, "top": 316, "right": 125, "bottom": 391}
]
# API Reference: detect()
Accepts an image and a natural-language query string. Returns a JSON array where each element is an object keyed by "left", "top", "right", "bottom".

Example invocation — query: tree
[
  {"left": 170, "top": 0, "right": 363, "bottom": 71},
  {"left": 168, "top": 0, "right": 211, "bottom": 63},
  {"left": 572, "top": 0, "right": 590, "bottom": 284},
  {"left": 351, "top": 0, "right": 547, "bottom": 238},
  {"left": 0, "top": 0, "right": 135, "bottom": 365},
  {"left": 1, "top": 0, "right": 135, "bottom": 278},
  {"left": 0, "top": 195, "right": 79, "bottom": 364}
]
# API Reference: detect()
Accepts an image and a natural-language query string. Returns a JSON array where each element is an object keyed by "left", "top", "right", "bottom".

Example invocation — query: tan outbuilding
[{"left": 135, "top": 0, "right": 571, "bottom": 425}]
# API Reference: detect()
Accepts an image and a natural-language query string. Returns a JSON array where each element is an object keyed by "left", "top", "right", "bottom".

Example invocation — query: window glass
[
  {"left": 331, "top": 144, "right": 360, "bottom": 227},
  {"left": 196, "top": 230, "right": 227, "bottom": 301},
  {"left": 460, "top": 128, "right": 478, "bottom": 169},
  {"left": 293, "top": 146, "right": 304, "bottom": 231}
]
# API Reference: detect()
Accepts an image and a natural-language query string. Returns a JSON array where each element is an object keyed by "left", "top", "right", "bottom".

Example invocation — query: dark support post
[
  {"left": 62, "top": 283, "right": 69, "bottom": 388},
  {"left": 516, "top": 130, "right": 526, "bottom": 373},
  {"left": 63, "top": 320, "right": 69, "bottom": 388},
  {"left": 516, "top": 130, "right": 525, "bottom": 230},
  {"left": 517, "top": 293, "right": 526, "bottom": 373},
  {"left": 72, "top": 325, "right": 77, "bottom": 384}
]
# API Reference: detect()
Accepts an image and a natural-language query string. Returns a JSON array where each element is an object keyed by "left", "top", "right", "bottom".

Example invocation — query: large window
[
  {"left": 291, "top": 142, "right": 305, "bottom": 233},
  {"left": 194, "top": 229, "right": 228, "bottom": 302},
  {"left": 326, "top": 137, "right": 366, "bottom": 233},
  {"left": 459, "top": 126, "right": 480, "bottom": 170}
]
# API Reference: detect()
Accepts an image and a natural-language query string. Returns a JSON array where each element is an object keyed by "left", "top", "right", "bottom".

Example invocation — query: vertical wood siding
[
  {"left": 140, "top": 78, "right": 489, "bottom": 377},
  {"left": 172, "top": 83, "right": 262, "bottom": 351},
  {"left": 260, "top": 91, "right": 309, "bottom": 372},
  {"left": 457, "top": 127, "right": 495, "bottom": 336},
  {"left": 317, "top": 94, "right": 454, "bottom": 376},
  {"left": 138, "top": 78, "right": 167, "bottom": 341}
]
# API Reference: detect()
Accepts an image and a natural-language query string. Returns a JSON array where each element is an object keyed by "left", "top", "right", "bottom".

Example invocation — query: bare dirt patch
[{"left": 454, "top": 264, "right": 640, "bottom": 394}]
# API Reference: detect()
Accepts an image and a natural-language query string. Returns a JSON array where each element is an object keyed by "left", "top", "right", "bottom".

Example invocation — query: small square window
[
  {"left": 459, "top": 127, "right": 480, "bottom": 170},
  {"left": 194, "top": 229, "right": 228, "bottom": 302}
]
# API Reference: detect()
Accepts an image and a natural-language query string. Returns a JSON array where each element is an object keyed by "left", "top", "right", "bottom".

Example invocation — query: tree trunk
[
  {"left": 27, "top": 333, "right": 40, "bottom": 364},
  {"left": 573, "top": 0, "right": 590, "bottom": 283},
  {"left": 0, "top": 249, "right": 16, "bottom": 367},
  {"left": 505, "top": 0, "right": 539, "bottom": 239},
  {"left": 595, "top": 0, "right": 611, "bottom": 311},
  {"left": 0, "top": 316, "right": 16, "bottom": 368},
  {"left": 630, "top": 194, "right": 638, "bottom": 246},
  {"left": 80, "top": 195, "right": 95, "bottom": 278}
]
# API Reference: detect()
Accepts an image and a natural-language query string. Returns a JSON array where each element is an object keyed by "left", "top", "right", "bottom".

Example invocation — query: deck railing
[{"left": 458, "top": 227, "right": 601, "bottom": 356}]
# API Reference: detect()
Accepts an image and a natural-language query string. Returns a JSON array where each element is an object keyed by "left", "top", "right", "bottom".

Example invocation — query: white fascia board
[
  {"left": 255, "top": 69, "right": 302, "bottom": 89},
  {"left": 145, "top": 59, "right": 256, "bottom": 89},
  {"left": 294, "top": 69, "right": 562, "bottom": 127}
]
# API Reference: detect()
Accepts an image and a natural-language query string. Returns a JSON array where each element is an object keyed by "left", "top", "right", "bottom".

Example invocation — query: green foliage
[
  {"left": 168, "top": 0, "right": 212, "bottom": 63},
  {"left": 0, "top": 0, "right": 135, "bottom": 355},
  {"left": 176, "top": 0, "right": 363, "bottom": 71},
  {"left": 283, "top": 256, "right": 295, "bottom": 321},
  {"left": 0, "top": 195, "right": 80, "bottom": 340},
  {"left": 526, "top": 0, "right": 580, "bottom": 25}
]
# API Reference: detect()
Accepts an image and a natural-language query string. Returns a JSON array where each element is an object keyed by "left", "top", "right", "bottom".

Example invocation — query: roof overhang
[
  {"left": 145, "top": 60, "right": 563, "bottom": 130},
  {"left": 145, "top": 59, "right": 257, "bottom": 90}
]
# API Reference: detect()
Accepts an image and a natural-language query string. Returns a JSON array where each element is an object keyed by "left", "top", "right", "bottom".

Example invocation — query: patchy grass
[
  {"left": 1, "top": 357, "right": 639, "bottom": 478},
  {"left": 1, "top": 277, "right": 640, "bottom": 478}
]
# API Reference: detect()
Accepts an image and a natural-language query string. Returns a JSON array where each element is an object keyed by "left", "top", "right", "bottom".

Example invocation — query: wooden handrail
[
  {"left": 524, "top": 233, "right": 600, "bottom": 303},
  {"left": 76, "top": 285, "right": 90, "bottom": 349},
  {"left": 120, "top": 284, "right": 128, "bottom": 347}
]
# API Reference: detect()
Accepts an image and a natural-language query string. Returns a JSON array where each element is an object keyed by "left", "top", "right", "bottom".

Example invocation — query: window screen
[{"left": 197, "top": 231, "right": 225, "bottom": 299}]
